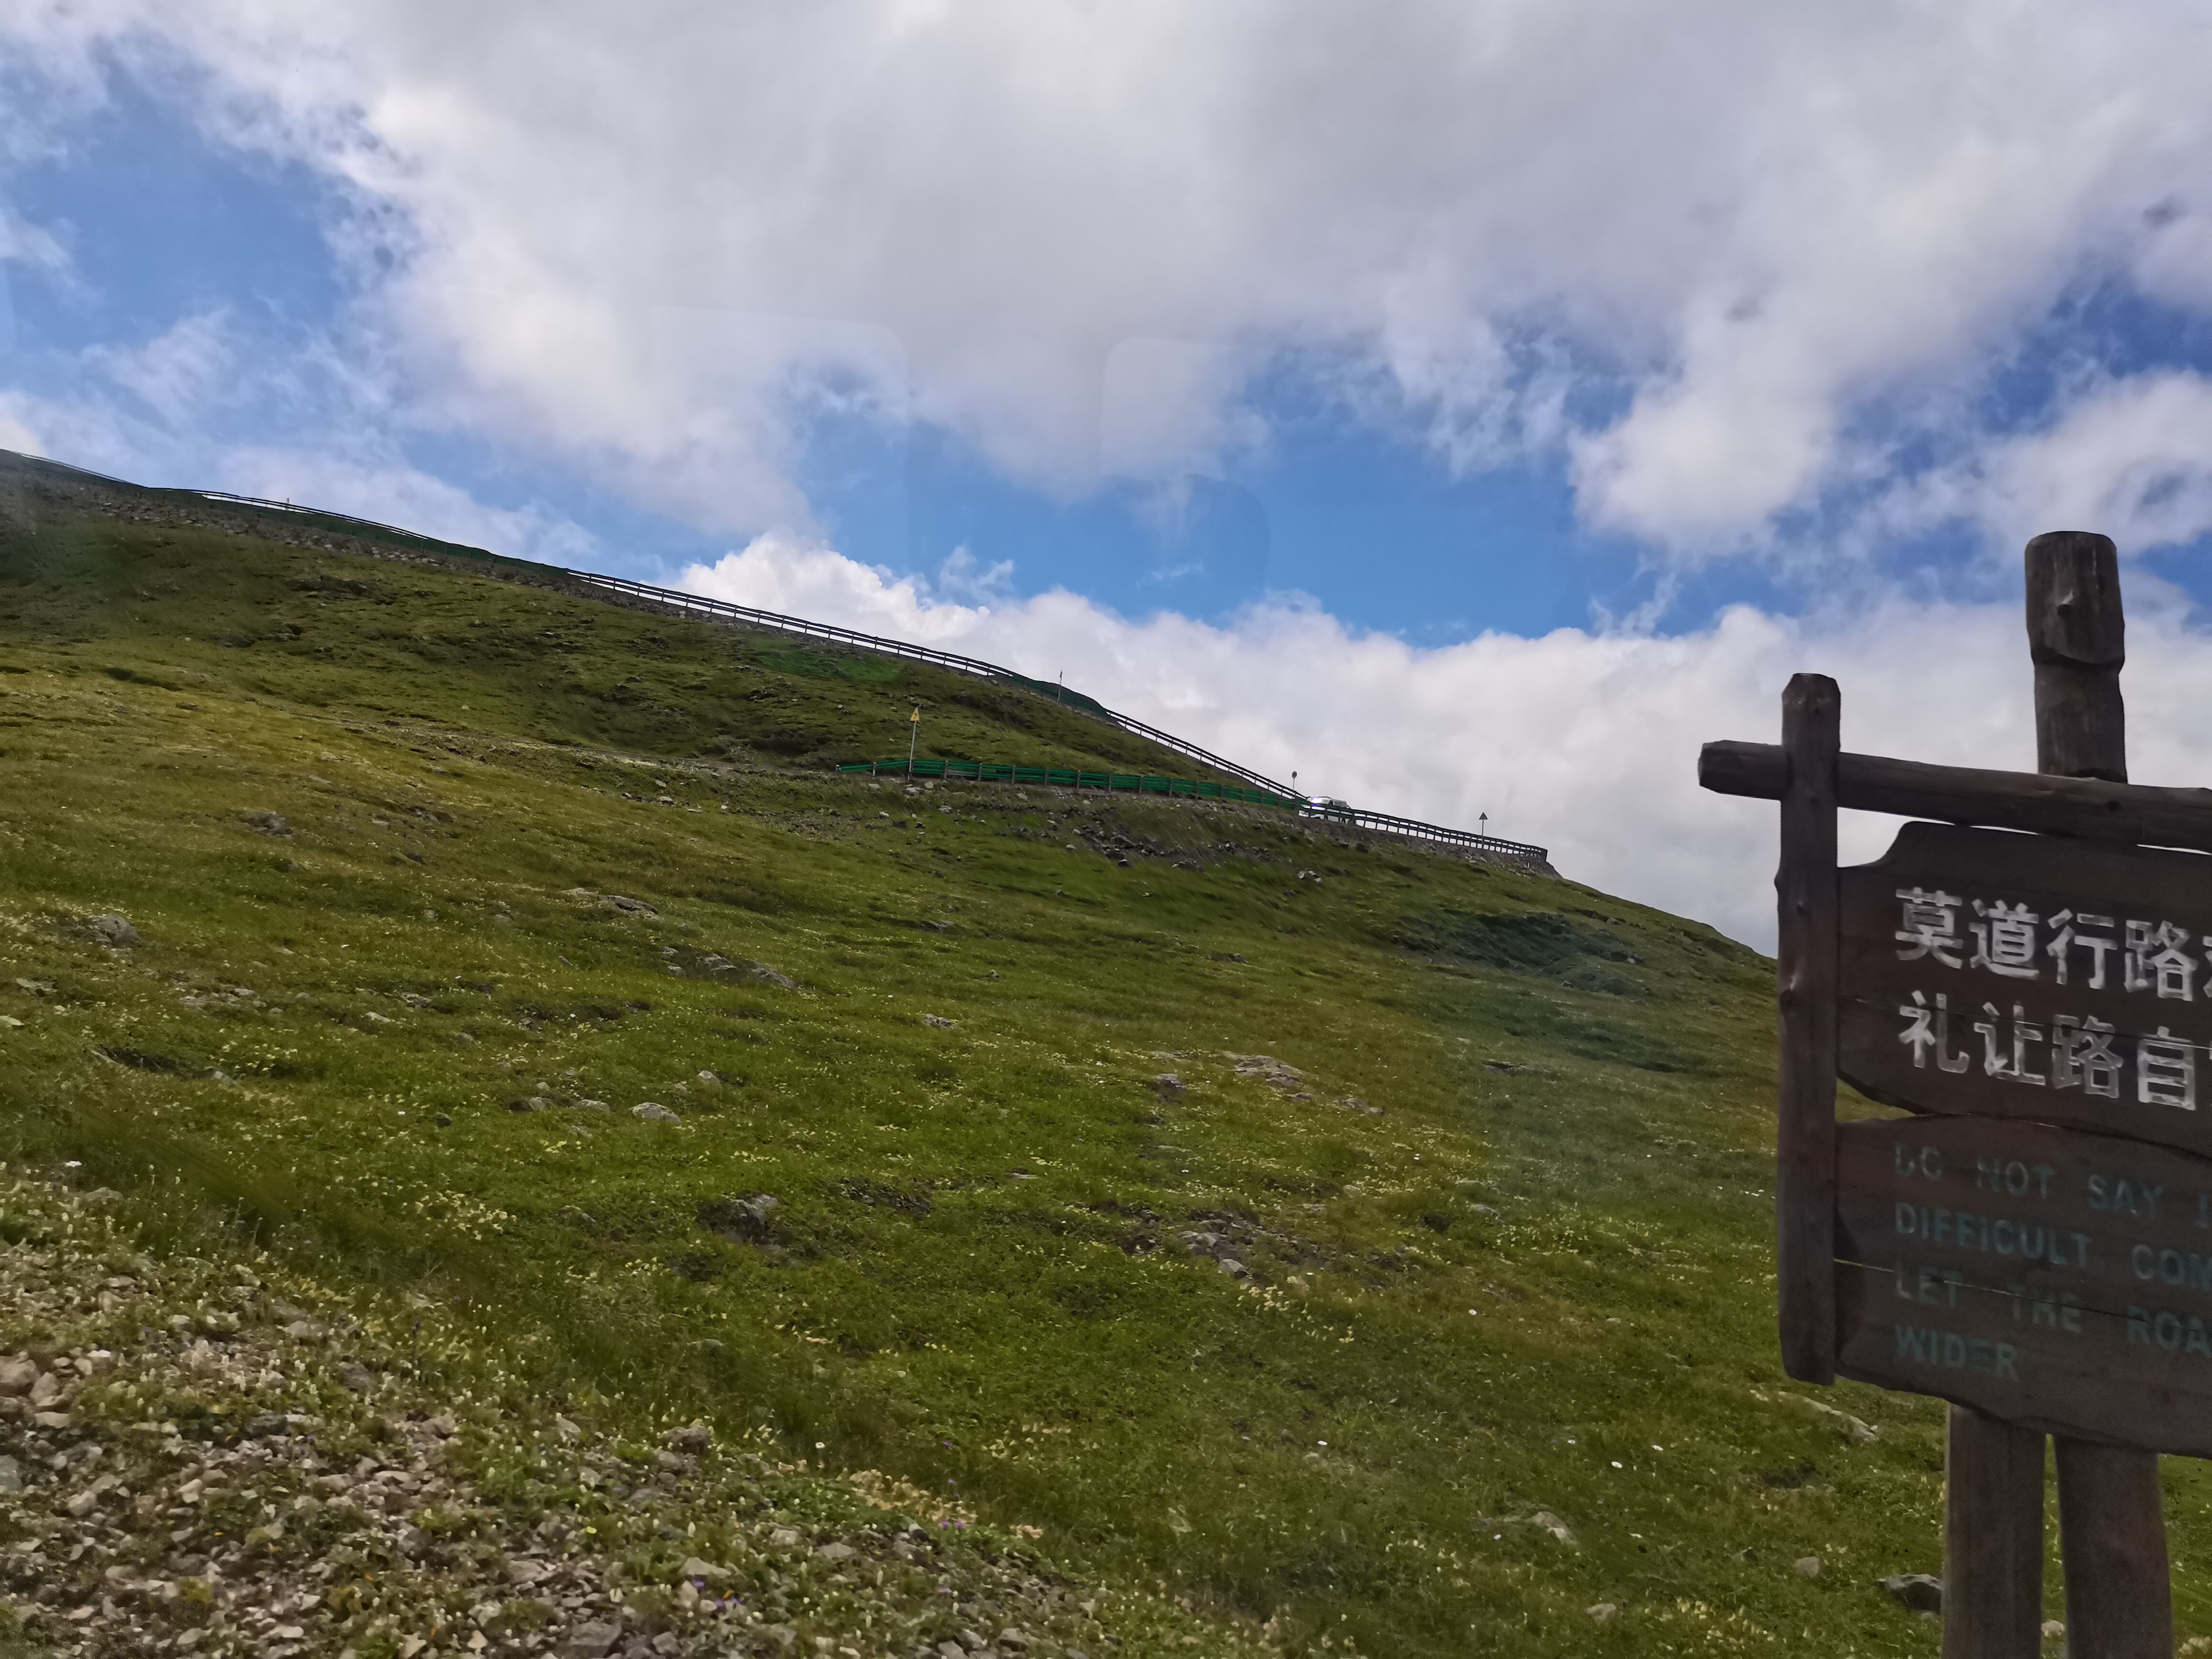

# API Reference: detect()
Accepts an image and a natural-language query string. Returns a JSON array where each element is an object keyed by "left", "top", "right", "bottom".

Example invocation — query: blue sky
[
  {"left": 0, "top": 68, "right": 1666, "bottom": 642},
  {"left": 11, "top": 5, "right": 2212, "bottom": 940}
]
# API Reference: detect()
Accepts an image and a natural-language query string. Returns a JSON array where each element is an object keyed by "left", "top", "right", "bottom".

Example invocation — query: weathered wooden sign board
[
  {"left": 1700, "top": 530, "right": 2187, "bottom": 1655},
  {"left": 1828, "top": 824, "right": 2212, "bottom": 1458}
]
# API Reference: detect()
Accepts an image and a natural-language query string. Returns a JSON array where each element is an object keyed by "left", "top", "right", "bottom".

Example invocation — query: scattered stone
[
  {"left": 1526, "top": 1510, "right": 1576, "bottom": 1546},
  {"left": 1483, "top": 1060, "right": 1520, "bottom": 1073},
  {"left": 1470, "top": 1203, "right": 1501, "bottom": 1219},
  {"left": 334, "top": 1359, "right": 378, "bottom": 1394},
  {"left": 1152, "top": 1074, "right": 1186, "bottom": 1101},
  {"left": 1880, "top": 1573, "right": 1944, "bottom": 1612},
  {"left": 87, "top": 913, "right": 140, "bottom": 947},
  {"left": 244, "top": 811, "right": 294, "bottom": 837},
  {"left": 1784, "top": 1393, "right": 1879, "bottom": 1443},
  {"left": 698, "top": 1193, "right": 781, "bottom": 1243},
  {"left": 1216, "top": 1258, "right": 1249, "bottom": 1279},
  {"left": 922, "top": 1013, "right": 957, "bottom": 1029},
  {"left": 1793, "top": 1556, "right": 1823, "bottom": 1577},
  {"left": 1586, "top": 1603, "right": 1617, "bottom": 1623},
  {"left": 0, "top": 1165, "right": 1255, "bottom": 1658},
  {"left": 633, "top": 1102, "right": 680, "bottom": 1124},
  {"left": 1228, "top": 1054, "right": 1307, "bottom": 1094}
]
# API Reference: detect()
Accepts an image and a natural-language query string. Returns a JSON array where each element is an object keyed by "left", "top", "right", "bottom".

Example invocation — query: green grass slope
[{"left": 4, "top": 493, "right": 2209, "bottom": 1654}]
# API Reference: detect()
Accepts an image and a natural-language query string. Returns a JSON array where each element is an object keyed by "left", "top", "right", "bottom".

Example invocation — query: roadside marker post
[{"left": 1701, "top": 532, "right": 2178, "bottom": 1656}]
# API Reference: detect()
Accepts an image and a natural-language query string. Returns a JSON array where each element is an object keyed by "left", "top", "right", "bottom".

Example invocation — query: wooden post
[
  {"left": 2026, "top": 531, "right": 2127, "bottom": 785},
  {"left": 1775, "top": 672, "right": 1839, "bottom": 1383},
  {"left": 2026, "top": 529, "right": 2173, "bottom": 1658},
  {"left": 1942, "top": 1406, "right": 2045, "bottom": 1659},
  {"left": 2055, "top": 1437, "right": 2170, "bottom": 1657}
]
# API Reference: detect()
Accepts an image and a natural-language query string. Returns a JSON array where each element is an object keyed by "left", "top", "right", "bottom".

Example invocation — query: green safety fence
[{"left": 837, "top": 757, "right": 1298, "bottom": 809}]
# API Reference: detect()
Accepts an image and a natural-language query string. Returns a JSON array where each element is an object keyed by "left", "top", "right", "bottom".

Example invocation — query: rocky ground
[{"left": 0, "top": 1174, "right": 1269, "bottom": 1659}]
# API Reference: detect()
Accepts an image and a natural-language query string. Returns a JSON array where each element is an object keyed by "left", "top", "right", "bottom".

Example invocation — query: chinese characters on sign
[
  {"left": 1891, "top": 885, "right": 2200, "bottom": 1106},
  {"left": 1839, "top": 825, "right": 2212, "bottom": 1157}
]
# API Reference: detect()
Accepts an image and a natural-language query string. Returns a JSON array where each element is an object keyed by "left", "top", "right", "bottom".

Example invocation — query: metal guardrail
[
  {"left": 6, "top": 447, "right": 1549, "bottom": 866},
  {"left": 841, "top": 758, "right": 1550, "bottom": 864},
  {"left": 839, "top": 757, "right": 1297, "bottom": 808},
  {"left": 561, "top": 570, "right": 1297, "bottom": 795},
  {"left": 1305, "top": 801, "right": 1549, "bottom": 861}
]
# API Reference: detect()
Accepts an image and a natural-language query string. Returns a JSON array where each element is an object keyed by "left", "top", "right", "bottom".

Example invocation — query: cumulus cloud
[
  {"left": 1892, "top": 372, "right": 2212, "bottom": 559},
  {"left": 213, "top": 448, "right": 598, "bottom": 567},
  {"left": 685, "top": 535, "right": 2212, "bottom": 950},
  {"left": 6, "top": 1, "right": 2212, "bottom": 552}
]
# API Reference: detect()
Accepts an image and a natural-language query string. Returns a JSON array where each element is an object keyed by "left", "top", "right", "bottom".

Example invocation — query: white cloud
[
  {"left": 684, "top": 535, "right": 2212, "bottom": 950},
  {"left": 86, "top": 313, "right": 236, "bottom": 425},
  {"left": 214, "top": 448, "right": 598, "bottom": 567},
  {"left": 8, "top": 2, "right": 2212, "bottom": 550},
  {"left": 0, "top": 399, "right": 39, "bottom": 455},
  {"left": 1892, "top": 372, "right": 2212, "bottom": 559}
]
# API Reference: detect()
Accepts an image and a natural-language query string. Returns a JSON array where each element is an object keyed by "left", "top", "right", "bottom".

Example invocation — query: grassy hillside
[{"left": 3, "top": 485, "right": 2208, "bottom": 1654}]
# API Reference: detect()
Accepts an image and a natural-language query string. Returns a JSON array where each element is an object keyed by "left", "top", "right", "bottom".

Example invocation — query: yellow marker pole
[{"left": 907, "top": 706, "right": 920, "bottom": 777}]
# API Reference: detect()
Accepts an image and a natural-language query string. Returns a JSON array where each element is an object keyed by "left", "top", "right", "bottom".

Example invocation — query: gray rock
[
  {"left": 334, "top": 1359, "right": 377, "bottom": 1394},
  {"left": 0, "top": 1455, "right": 19, "bottom": 1493},
  {"left": 922, "top": 1013, "right": 957, "bottom": 1029},
  {"left": 598, "top": 894, "right": 659, "bottom": 916},
  {"left": 633, "top": 1103, "right": 680, "bottom": 1124},
  {"left": 244, "top": 811, "right": 293, "bottom": 837},
  {"left": 698, "top": 1193, "right": 780, "bottom": 1242},
  {"left": 1880, "top": 1573, "right": 1943, "bottom": 1612},
  {"left": 1586, "top": 1602, "right": 1617, "bottom": 1623},
  {"left": 668, "top": 1423, "right": 713, "bottom": 1453},
  {"left": 1793, "top": 1555, "right": 1824, "bottom": 1577},
  {"left": 87, "top": 914, "right": 139, "bottom": 947},
  {"left": 816, "top": 1541, "right": 857, "bottom": 1562},
  {"left": 1152, "top": 1074, "right": 1185, "bottom": 1101},
  {"left": 1527, "top": 1510, "right": 1575, "bottom": 1546},
  {"left": 568, "top": 1622, "right": 623, "bottom": 1659}
]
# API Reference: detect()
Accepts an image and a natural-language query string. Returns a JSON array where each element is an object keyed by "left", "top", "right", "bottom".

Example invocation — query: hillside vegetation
[{"left": 4, "top": 475, "right": 2209, "bottom": 1655}]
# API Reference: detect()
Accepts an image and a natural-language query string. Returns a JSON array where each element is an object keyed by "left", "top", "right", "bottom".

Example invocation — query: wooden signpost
[{"left": 1702, "top": 531, "right": 2185, "bottom": 1657}]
